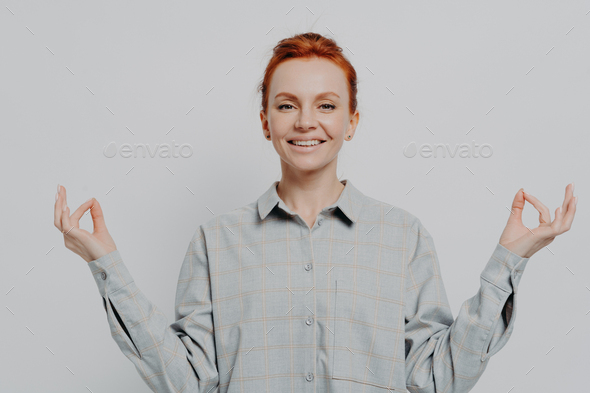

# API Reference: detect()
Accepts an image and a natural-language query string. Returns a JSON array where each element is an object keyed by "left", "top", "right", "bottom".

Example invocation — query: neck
[{"left": 276, "top": 173, "right": 345, "bottom": 218}]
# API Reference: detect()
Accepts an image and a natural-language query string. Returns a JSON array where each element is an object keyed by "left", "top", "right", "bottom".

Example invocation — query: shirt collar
[{"left": 257, "top": 179, "right": 365, "bottom": 224}]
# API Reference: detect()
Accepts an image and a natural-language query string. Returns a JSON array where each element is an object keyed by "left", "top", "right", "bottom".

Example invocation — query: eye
[{"left": 278, "top": 103, "right": 335, "bottom": 110}]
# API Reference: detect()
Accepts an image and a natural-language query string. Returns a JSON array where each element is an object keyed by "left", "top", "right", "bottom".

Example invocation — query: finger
[
  {"left": 522, "top": 191, "right": 551, "bottom": 224},
  {"left": 57, "top": 185, "right": 68, "bottom": 232},
  {"left": 60, "top": 187, "right": 75, "bottom": 236},
  {"left": 561, "top": 183, "right": 574, "bottom": 216},
  {"left": 70, "top": 198, "right": 95, "bottom": 226},
  {"left": 508, "top": 188, "right": 526, "bottom": 223},
  {"left": 88, "top": 198, "right": 108, "bottom": 233},
  {"left": 550, "top": 206, "right": 563, "bottom": 233},
  {"left": 61, "top": 205, "right": 76, "bottom": 236},
  {"left": 54, "top": 185, "right": 63, "bottom": 231},
  {"left": 559, "top": 194, "right": 577, "bottom": 233}
]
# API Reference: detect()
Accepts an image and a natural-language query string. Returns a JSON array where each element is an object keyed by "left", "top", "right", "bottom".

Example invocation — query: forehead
[{"left": 269, "top": 57, "right": 347, "bottom": 98}]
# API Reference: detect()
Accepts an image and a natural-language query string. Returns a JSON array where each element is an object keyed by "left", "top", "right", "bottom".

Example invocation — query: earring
[
  {"left": 266, "top": 135, "right": 271, "bottom": 140},
  {"left": 347, "top": 135, "right": 351, "bottom": 139}
]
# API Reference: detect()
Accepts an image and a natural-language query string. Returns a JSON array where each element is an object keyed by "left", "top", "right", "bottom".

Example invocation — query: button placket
[{"left": 302, "top": 216, "right": 316, "bottom": 385}]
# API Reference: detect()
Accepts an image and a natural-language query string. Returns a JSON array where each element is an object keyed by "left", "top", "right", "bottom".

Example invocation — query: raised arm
[
  {"left": 404, "top": 219, "right": 529, "bottom": 393},
  {"left": 87, "top": 225, "right": 219, "bottom": 393},
  {"left": 55, "top": 185, "right": 219, "bottom": 392}
]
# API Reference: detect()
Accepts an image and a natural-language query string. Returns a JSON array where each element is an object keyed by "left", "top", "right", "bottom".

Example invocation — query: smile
[
  {"left": 287, "top": 140, "right": 326, "bottom": 152},
  {"left": 288, "top": 140, "right": 326, "bottom": 146}
]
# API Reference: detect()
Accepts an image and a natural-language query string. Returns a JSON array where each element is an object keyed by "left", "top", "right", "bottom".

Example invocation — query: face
[{"left": 260, "top": 57, "right": 359, "bottom": 174}]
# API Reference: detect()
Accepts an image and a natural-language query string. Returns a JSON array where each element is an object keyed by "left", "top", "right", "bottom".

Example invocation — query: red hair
[{"left": 257, "top": 32, "right": 358, "bottom": 116}]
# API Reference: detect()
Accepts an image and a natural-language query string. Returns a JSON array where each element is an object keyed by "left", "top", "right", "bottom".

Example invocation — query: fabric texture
[{"left": 87, "top": 179, "right": 530, "bottom": 393}]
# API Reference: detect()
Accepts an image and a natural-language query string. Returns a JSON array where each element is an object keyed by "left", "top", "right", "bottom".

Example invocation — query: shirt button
[
  {"left": 305, "top": 317, "right": 314, "bottom": 326},
  {"left": 101, "top": 272, "right": 107, "bottom": 280},
  {"left": 304, "top": 263, "right": 312, "bottom": 271},
  {"left": 317, "top": 218, "right": 323, "bottom": 226},
  {"left": 306, "top": 372, "right": 314, "bottom": 382}
]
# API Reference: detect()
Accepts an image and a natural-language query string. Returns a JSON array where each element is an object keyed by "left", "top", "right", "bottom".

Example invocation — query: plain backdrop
[{"left": 1, "top": 0, "right": 589, "bottom": 392}]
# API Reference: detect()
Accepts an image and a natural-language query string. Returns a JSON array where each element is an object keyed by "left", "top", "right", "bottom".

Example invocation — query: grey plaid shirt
[{"left": 88, "top": 179, "right": 530, "bottom": 393}]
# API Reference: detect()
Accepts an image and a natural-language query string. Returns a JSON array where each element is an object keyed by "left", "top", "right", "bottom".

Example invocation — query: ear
[
  {"left": 260, "top": 110, "right": 268, "bottom": 132},
  {"left": 347, "top": 110, "right": 360, "bottom": 137}
]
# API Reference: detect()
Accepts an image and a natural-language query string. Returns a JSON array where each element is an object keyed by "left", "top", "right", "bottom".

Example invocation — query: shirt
[{"left": 87, "top": 179, "right": 530, "bottom": 393}]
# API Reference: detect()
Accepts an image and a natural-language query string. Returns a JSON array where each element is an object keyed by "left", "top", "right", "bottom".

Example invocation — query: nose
[{"left": 296, "top": 106, "right": 317, "bottom": 130}]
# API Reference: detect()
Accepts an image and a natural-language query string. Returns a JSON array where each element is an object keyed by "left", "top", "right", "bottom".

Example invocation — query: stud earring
[
  {"left": 266, "top": 135, "right": 271, "bottom": 140},
  {"left": 347, "top": 135, "right": 351, "bottom": 139}
]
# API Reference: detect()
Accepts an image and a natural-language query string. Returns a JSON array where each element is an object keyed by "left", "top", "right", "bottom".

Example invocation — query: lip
[
  {"left": 288, "top": 138, "right": 326, "bottom": 142},
  {"left": 287, "top": 140, "right": 326, "bottom": 153}
]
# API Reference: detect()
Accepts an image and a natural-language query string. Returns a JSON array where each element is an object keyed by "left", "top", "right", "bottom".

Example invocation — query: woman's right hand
[{"left": 54, "top": 184, "right": 118, "bottom": 263}]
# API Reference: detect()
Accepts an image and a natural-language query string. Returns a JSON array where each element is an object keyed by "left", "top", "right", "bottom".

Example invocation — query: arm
[
  {"left": 87, "top": 225, "right": 219, "bottom": 393},
  {"left": 404, "top": 219, "right": 529, "bottom": 393}
]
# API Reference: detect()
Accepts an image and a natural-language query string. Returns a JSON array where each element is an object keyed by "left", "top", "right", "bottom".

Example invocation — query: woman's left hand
[{"left": 499, "top": 183, "right": 577, "bottom": 259}]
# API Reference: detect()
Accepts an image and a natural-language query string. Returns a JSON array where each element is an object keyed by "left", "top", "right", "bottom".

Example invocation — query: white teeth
[{"left": 291, "top": 140, "right": 322, "bottom": 146}]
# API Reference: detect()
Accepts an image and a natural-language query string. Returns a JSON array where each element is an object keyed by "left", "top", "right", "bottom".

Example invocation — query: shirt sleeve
[
  {"left": 404, "top": 218, "right": 530, "bottom": 393},
  {"left": 86, "top": 225, "right": 219, "bottom": 393}
]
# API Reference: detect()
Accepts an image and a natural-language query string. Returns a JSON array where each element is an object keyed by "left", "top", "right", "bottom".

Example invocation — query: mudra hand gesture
[
  {"left": 499, "top": 183, "right": 577, "bottom": 259},
  {"left": 54, "top": 184, "right": 117, "bottom": 263}
]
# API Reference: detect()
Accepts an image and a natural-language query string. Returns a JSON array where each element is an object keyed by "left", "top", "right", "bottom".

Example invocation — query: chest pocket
[{"left": 331, "top": 279, "right": 406, "bottom": 392}]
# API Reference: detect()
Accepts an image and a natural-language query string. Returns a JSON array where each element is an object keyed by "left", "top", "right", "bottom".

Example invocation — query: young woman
[{"left": 54, "top": 32, "right": 577, "bottom": 393}]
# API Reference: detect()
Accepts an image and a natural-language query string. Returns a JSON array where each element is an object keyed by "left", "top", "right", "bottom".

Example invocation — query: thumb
[
  {"left": 88, "top": 198, "right": 108, "bottom": 233},
  {"left": 508, "top": 188, "right": 525, "bottom": 223}
]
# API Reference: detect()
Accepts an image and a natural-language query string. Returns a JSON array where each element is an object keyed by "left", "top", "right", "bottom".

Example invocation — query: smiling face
[{"left": 260, "top": 57, "right": 359, "bottom": 174}]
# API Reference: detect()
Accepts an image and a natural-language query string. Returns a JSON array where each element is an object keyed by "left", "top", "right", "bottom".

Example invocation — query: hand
[
  {"left": 499, "top": 183, "right": 577, "bottom": 259},
  {"left": 54, "top": 184, "right": 118, "bottom": 263}
]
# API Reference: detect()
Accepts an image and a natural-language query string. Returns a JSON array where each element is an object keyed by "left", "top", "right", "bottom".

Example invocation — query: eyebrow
[{"left": 274, "top": 91, "right": 340, "bottom": 100}]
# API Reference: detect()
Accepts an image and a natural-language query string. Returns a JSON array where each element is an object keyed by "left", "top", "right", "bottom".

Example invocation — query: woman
[{"left": 54, "top": 32, "right": 577, "bottom": 393}]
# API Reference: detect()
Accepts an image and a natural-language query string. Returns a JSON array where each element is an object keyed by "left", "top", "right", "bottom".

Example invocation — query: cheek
[
  {"left": 324, "top": 116, "right": 348, "bottom": 133},
  {"left": 269, "top": 116, "right": 292, "bottom": 133}
]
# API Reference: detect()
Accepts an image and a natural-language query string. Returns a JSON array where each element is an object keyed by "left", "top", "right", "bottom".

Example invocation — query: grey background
[{"left": 1, "top": 0, "right": 589, "bottom": 392}]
